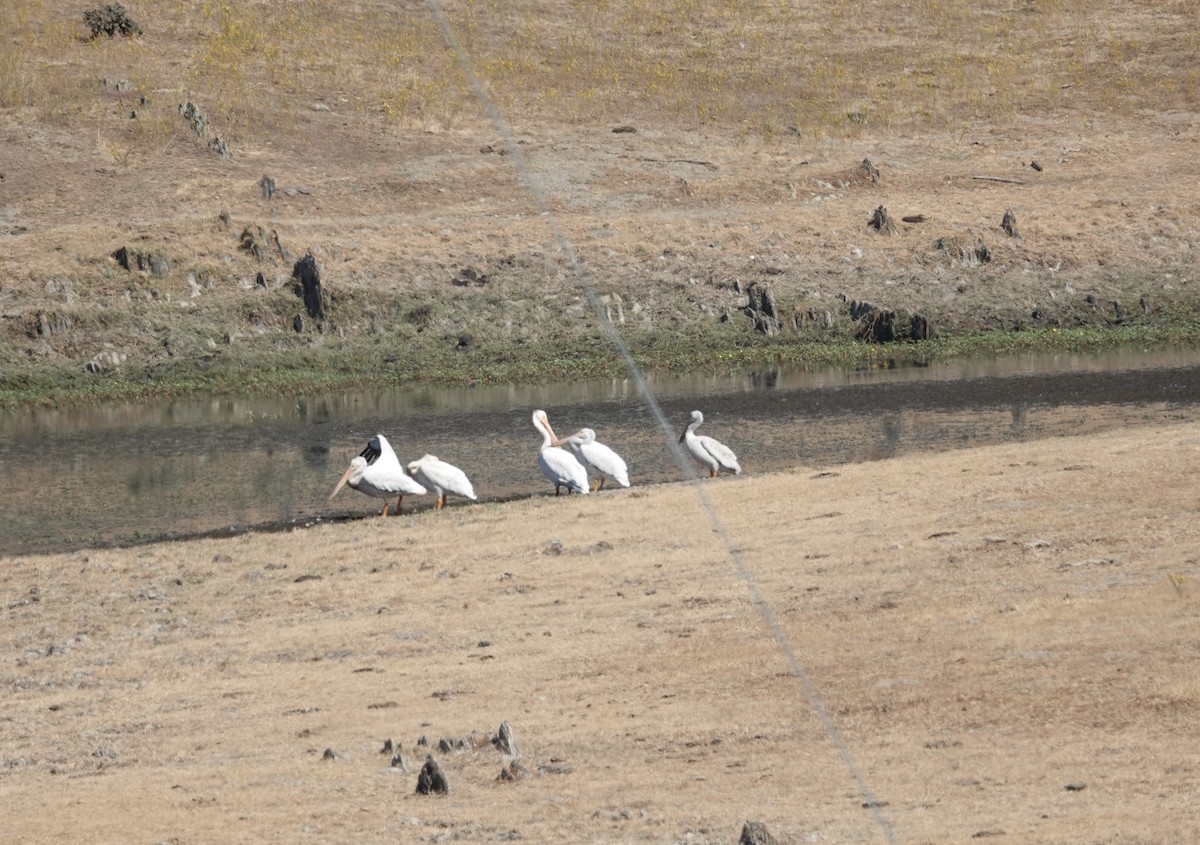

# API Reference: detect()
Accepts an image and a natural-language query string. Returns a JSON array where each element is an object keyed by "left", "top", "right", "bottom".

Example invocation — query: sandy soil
[{"left": 4, "top": 421, "right": 1200, "bottom": 843}]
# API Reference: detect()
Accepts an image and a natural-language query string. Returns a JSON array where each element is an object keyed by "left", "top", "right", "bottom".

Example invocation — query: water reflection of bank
[{"left": 2, "top": 349, "right": 1199, "bottom": 555}]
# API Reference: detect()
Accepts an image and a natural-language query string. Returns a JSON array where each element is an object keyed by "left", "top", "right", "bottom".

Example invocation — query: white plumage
[
  {"left": 329, "top": 433, "right": 427, "bottom": 516},
  {"left": 679, "top": 410, "right": 741, "bottom": 477},
  {"left": 406, "top": 454, "right": 478, "bottom": 510},
  {"left": 532, "top": 409, "right": 589, "bottom": 496},
  {"left": 562, "top": 427, "right": 630, "bottom": 491}
]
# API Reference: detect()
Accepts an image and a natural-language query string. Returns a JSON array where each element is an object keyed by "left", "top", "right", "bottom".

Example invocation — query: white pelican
[
  {"left": 532, "top": 409, "right": 589, "bottom": 496},
  {"left": 329, "top": 433, "right": 427, "bottom": 516},
  {"left": 406, "top": 454, "right": 478, "bottom": 510},
  {"left": 679, "top": 410, "right": 741, "bottom": 477},
  {"left": 562, "top": 427, "right": 630, "bottom": 491}
]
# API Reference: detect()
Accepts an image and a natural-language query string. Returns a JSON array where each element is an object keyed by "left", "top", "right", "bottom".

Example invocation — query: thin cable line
[{"left": 421, "top": 4, "right": 897, "bottom": 842}]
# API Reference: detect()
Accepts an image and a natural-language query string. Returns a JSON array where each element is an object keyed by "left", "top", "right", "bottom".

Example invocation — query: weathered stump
[
  {"left": 867, "top": 205, "right": 896, "bottom": 234},
  {"left": 739, "top": 820, "right": 779, "bottom": 845},
  {"left": 260, "top": 174, "right": 276, "bottom": 200},
  {"left": 493, "top": 721, "right": 520, "bottom": 759},
  {"left": 415, "top": 755, "right": 449, "bottom": 795},
  {"left": 1001, "top": 209, "right": 1020, "bottom": 238},
  {"left": 744, "top": 283, "right": 780, "bottom": 336},
  {"left": 292, "top": 252, "right": 326, "bottom": 322}
]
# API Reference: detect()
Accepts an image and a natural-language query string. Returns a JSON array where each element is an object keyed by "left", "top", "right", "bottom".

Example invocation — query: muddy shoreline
[{"left": 6, "top": 353, "right": 1199, "bottom": 556}]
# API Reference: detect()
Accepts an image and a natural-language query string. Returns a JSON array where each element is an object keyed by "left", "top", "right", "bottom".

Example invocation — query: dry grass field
[
  {"left": 4, "top": 423, "right": 1200, "bottom": 843},
  {"left": 4, "top": 4, "right": 1200, "bottom": 840},
  {"left": 2, "top": 1, "right": 1199, "bottom": 393}
]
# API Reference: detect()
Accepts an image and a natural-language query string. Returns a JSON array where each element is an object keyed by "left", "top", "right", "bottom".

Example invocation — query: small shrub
[{"left": 84, "top": 4, "right": 142, "bottom": 39}]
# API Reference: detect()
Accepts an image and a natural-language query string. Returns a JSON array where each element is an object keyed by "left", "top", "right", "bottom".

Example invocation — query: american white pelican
[
  {"left": 562, "top": 427, "right": 630, "bottom": 491},
  {"left": 329, "top": 433, "right": 427, "bottom": 516},
  {"left": 532, "top": 409, "right": 589, "bottom": 495},
  {"left": 679, "top": 410, "right": 741, "bottom": 477},
  {"left": 407, "top": 454, "right": 478, "bottom": 510}
]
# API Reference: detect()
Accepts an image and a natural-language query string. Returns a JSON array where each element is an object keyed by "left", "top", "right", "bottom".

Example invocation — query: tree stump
[
  {"left": 739, "top": 821, "right": 779, "bottom": 845},
  {"left": 292, "top": 253, "right": 326, "bottom": 322},
  {"left": 867, "top": 205, "right": 896, "bottom": 234},
  {"left": 416, "top": 755, "right": 449, "bottom": 795},
  {"left": 744, "top": 283, "right": 780, "bottom": 336},
  {"left": 1001, "top": 209, "right": 1020, "bottom": 238},
  {"left": 493, "top": 721, "right": 520, "bottom": 759},
  {"left": 260, "top": 174, "right": 276, "bottom": 200}
]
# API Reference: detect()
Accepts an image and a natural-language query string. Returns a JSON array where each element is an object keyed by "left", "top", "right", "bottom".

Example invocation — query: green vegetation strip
[{"left": 5, "top": 320, "right": 1200, "bottom": 410}]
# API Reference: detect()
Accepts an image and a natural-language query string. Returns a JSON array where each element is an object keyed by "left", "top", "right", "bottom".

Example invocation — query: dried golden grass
[
  {"left": 5, "top": 1, "right": 1198, "bottom": 137},
  {"left": 4, "top": 423, "right": 1200, "bottom": 841}
]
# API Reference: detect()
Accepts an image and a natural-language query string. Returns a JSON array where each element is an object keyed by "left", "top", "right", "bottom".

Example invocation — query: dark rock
[
  {"left": 380, "top": 738, "right": 394, "bottom": 754},
  {"left": 256, "top": 271, "right": 267, "bottom": 288},
  {"left": 860, "top": 157, "right": 881, "bottom": 184},
  {"left": 293, "top": 315, "right": 304, "bottom": 333},
  {"left": 390, "top": 752, "right": 410, "bottom": 771},
  {"left": 291, "top": 253, "right": 326, "bottom": 321},
  {"left": 456, "top": 333, "right": 474, "bottom": 349},
  {"left": 322, "top": 748, "right": 336, "bottom": 761},
  {"left": 415, "top": 755, "right": 449, "bottom": 794},
  {"left": 260, "top": 174, "right": 276, "bottom": 200},
  {"left": 112, "top": 245, "right": 131, "bottom": 271},
  {"left": 910, "top": 313, "right": 931, "bottom": 340},
  {"left": 739, "top": 821, "right": 779, "bottom": 845},
  {"left": 612, "top": 125, "right": 637, "bottom": 133},
  {"left": 1030, "top": 160, "right": 1043, "bottom": 172}
]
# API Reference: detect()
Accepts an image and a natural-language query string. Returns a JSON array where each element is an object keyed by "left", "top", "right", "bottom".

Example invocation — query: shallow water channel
[{"left": 3, "top": 348, "right": 1200, "bottom": 556}]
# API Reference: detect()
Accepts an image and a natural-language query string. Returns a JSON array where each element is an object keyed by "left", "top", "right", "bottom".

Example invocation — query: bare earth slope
[
  {"left": 4, "top": 423, "right": 1200, "bottom": 843},
  {"left": 2, "top": 3, "right": 1200, "bottom": 382}
]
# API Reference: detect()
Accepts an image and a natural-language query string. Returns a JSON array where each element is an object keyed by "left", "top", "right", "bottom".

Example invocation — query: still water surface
[{"left": 3, "top": 348, "right": 1199, "bottom": 555}]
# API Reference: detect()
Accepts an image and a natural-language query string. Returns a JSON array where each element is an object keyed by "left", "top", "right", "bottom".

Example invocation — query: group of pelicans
[{"left": 329, "top": 409, "right": 742, "bottom": 516}]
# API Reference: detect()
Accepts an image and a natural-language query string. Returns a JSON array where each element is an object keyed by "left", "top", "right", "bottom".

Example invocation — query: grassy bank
[
  {"left": 2, "top": 2, "right": 1198, "bottom": 411},
  {"left": 5, "top": 316, "right": 1200, "bottom": 410}
]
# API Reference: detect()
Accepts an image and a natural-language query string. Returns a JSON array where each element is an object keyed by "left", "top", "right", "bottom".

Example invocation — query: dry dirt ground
[
  {"left": 4, "top": 422, "right": 1200, "bottom": 844},
  {"left": 4, "top": 103, "right": 1200, "bottom": 376}
]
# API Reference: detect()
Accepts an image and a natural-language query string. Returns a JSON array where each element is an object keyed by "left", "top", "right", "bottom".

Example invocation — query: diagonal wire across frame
[{"left": 421, "top": 4, "right": 898, "bottom": 841}]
